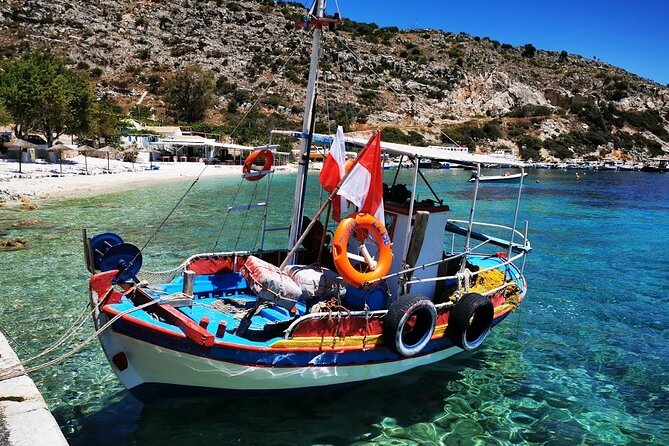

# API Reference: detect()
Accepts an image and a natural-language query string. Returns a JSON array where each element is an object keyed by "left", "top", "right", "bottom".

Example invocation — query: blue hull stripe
[{"left": 110, "top": 313, "right": 511, "bottom": 368}]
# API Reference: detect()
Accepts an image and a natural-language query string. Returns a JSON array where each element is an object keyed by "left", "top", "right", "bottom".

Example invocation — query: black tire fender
[
  {"left": 383, "top": 293, "right": 437, "bottom": 357},
  {"left": 447, "top": 292, "right": 494, "bottom": 351}
]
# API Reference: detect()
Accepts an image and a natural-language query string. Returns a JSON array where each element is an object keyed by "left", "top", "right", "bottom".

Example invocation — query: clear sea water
[{"left": 0, "top": 168, "right": 668, "bottom": 445}]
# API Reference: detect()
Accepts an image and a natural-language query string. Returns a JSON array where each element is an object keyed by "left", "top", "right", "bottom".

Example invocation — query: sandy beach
[{"left": 0, "top": 155, "right": 298, "bottom": 203}]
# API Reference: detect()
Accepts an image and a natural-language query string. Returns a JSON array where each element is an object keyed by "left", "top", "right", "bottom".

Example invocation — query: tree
[
  {"left": 521, "top": 44, "right": 536, "bottom": 58},
  {"left": 164, "top": 64, "right": 217, "bottom": 123},
  {"left": 84, "top": 99, "right": 122, "bottom": 147},
  {"left": 518, "top": 136, "right": 543, "bottom": 161},
  {"left": 0, "top": 51, "right": 94, "bottom": 146},
  {"left": 0, "top": 101, "right": 11, "bottom": 126}
]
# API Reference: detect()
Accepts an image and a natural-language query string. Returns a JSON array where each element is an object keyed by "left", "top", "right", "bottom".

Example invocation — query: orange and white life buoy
[
  {"left": 242, "top": 149, "right": 274, "bottom": 181},
  {"left": 332, "top": 213, "right": 393, "bottom": 287}
]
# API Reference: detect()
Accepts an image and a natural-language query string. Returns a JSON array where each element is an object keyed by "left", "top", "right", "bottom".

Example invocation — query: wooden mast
[{"left": 287, "top": 0, "right": 326, "bottom": 254}]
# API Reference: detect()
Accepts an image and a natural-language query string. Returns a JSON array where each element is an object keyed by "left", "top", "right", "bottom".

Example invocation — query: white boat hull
[
  {"left": 469, "top": 172, "right": 528, "bottom": 182},
  {"left": 96, "top": 317, "right": 460, "bottom": 394}
]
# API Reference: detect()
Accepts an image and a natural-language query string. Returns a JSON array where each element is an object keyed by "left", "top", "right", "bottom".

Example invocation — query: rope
[
  {"left": 214, "top": 177, "right": 245, "bottom": 251},
  {"left": 24, "top": 295, "right": 182, "bottom": 374},
  {"left": 252, "top": 173, "right": 269, "bottom": 250},
  {"left": 22, "top": 299, "right": 95, "bottom": 364},
  {"left": 331, "top": 32, "right": 462, "bottom": 146},
  {"left": 233, "top": 180, "right": 260, "bottom": 250},
  {"left": 456, "top": 269, "right": 473, "bottom": 293},
  {"left": 322, "top": 36, "right": 332, "bottom": 134},
  {"left": 211, "top": 44, "right": 303, "bottom": 251},
  {"left": 226, "top": 44, "right": 301, "bottom": 141},
  {"left": 362, "top": 304, "right": 370, "bottom": 349},
  {"left": 0, "top": 321, "right": 32, "bottom": 356},
  {"left": 333, "top": 0, "right": 342, "bottom": 18},
  {"left": 119, "top": 41, "right": 304, "bottom": 267}
]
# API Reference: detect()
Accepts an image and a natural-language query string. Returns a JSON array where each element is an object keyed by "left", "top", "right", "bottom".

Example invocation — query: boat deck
[{"left": 107, "top": 272, "right": 307, "bottom": 347}]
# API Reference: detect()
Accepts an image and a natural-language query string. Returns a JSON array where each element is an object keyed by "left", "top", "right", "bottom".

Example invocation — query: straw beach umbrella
[
  {"left": 77, "top": 144, "right": 96, "bottom": 174},
  {"left": 6, "top": 138, "right": 36, "bottom": 174},
  {"left": 97, "top": 146, "right": 118, "bottom": 171},
  {"left": 48, "top": 144, "right": 78, "bottom": 174},
  {"left": 123, "top": 145, "right": 139, "bottom": 170}
]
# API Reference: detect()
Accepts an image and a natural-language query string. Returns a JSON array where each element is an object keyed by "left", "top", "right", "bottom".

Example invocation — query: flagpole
[{"left": 279, "top": 131, "right": 377, "bottom": 270}]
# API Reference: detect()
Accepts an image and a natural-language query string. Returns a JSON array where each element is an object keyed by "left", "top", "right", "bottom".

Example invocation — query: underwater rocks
[
  {"left": 11, "top": 218, "right": 48, "bottom": 228},
  {"left": 0, "top": 237, "right": 28, "bottom": 250}
]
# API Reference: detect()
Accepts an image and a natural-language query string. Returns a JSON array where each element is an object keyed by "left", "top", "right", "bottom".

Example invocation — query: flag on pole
[
  {"left": 338, "top": 131, "right": 385, "bottom": 223},
  {"left": 319, "top": 125, "right": 348, "bottom": 220}
]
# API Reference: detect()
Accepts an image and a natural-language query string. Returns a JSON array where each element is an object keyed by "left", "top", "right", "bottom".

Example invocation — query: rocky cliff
[{"left": 1, "top": 0, "right": 668, "bottom": 160}]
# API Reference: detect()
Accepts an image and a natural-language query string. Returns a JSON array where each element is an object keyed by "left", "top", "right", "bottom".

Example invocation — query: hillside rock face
[{"left": 1, "top": 0, "right": 668, "bottom": 159}]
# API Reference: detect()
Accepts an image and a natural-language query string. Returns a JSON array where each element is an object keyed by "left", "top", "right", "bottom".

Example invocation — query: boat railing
[
  {"left": 446, "top": 219, "right": 531, "bottom": 255},
  {"left": 404, "top": 249, "right": 527, "bottom": 287},
  {"left": 362, "top": 232, "right": 527, "bottom": 288},
  {"left": 138, "top": 250, "right": 255, "bottom": 288},
  {"left": 283, "top": 252, "right": 527, "bottom": 340}
]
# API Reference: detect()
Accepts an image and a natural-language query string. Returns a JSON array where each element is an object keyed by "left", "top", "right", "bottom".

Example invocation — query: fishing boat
[
  {"left": 640, "top": 158, "right": 668, "bottom": 173},
  {"left": 84, "top": 1, "right": 531, "bottom": 400},
  {"left": 468, "top": 171, "right": 528, "bottom": 182}
]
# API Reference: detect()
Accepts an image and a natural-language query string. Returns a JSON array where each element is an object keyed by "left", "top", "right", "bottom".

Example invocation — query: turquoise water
[{"left": 1, "top": 169, "right": 668, "bottom": 445}]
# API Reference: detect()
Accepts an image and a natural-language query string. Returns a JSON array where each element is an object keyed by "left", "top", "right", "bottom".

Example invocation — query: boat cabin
[{"left": 383, "top": 196, "right": 450, "bottom": 300}]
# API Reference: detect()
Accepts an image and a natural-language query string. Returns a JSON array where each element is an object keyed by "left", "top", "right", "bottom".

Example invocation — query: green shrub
[
  {"left": 521, "top": 44, "right": 536, "bottom": 58},
  {"left": 569, "top": 102, "right": 611, "bottom": 132},
  {"left": 543, "top": 138, "right": 572, "bottom": 159},
  {"left": 216, "top": 76, "right": 237, "bottom": 95},
  {"left": 618, "top": 109, "right": 669, "bottom": 141},
  {"left": 135, "top": 48, "right": 151, "bottom": 61},
  {"left": 518, "top": 136, "right": 543, "bottom": 161},
  {"left": 482, "top": 120, "right": 502, "bottom": 140},
  {"left": 381, "top": 127, "right": 424, "bottom": 145},
  {"left": 441, "top": 122, "right": 488, "bottom": 148}
]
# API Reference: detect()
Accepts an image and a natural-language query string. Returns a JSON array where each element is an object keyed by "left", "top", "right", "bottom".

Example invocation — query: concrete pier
[{"left": 0, "top": 331, "right": 68, "bottom": 446}]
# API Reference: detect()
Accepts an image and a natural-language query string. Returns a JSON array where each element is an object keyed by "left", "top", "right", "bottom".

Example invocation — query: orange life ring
[
  {"left": 332, "top": 213, "right": 393, "bottom": 287},
  {"left": 242, "top": 149, "right": 274, "bottom": 181}
]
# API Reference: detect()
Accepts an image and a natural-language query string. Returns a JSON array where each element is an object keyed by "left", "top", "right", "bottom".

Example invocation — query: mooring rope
[
  {"left": 0, "top": 321, "right": 32, "bottom": 356},
  {"left": 7, "top": 10, "right": 323, "bottom": 377},
  {"left": 23, "top": 295, "right": 183, "bottom": 374},
  {"left": 22, "top": 299, "right": 95, "bottom": 364}
]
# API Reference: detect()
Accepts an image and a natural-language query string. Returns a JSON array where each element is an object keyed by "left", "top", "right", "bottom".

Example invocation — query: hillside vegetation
[{"left": 1, "top": 0, "right": 668, "bottom": 161}]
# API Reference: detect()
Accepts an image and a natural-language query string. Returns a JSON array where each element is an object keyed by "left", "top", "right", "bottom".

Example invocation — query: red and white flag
[
  {"left": 338, "top": 131, "right": 385, "bottom": 222},
  {"left": 319, "top": 125, "right": 348, "bottom": 220}
]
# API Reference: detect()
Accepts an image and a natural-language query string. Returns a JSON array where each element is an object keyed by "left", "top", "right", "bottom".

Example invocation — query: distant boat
[
  {"left": 640, "top": 159, "right": 668, "bottom": 173},
  {"left": 468, "top": 171, "right": 528, "bottom": 182},
  {"left": 601, "top": 160, "right": 625, "bottom": 171},
  {"left": 418, "top": 158, "right": 432, "bottom": 168}
]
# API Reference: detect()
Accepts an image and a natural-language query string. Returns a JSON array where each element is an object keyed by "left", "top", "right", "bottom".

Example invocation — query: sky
[{"left": 312, "top": 0, "right": 669, "bottom": 86}]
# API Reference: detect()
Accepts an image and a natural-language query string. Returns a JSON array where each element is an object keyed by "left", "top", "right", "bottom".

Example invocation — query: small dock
[{"left": 0, "top": 332, "right": 68, "bottom": 446}]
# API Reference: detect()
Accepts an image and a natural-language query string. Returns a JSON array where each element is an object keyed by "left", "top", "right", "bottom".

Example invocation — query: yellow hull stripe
[
  {"left": 270, "top": 306, "right": 516, "bottom": 349},
  {"left": 270, "top": 334, "right": 384, "bottom": 349}
]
